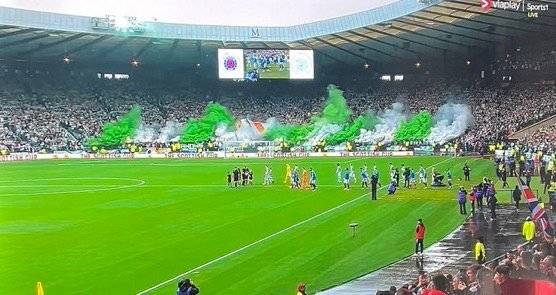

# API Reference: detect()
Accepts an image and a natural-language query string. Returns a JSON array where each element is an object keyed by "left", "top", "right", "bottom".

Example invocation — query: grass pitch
[
  {"left": 0, "top": 156, "right": 495, "bottom": 294},
  {"left": 245, "top": 63, "right": 290, "bottom": 79}
]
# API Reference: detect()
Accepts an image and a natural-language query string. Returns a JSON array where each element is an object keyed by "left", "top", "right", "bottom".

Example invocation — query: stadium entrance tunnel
[{"left": 0, "top": 177, "right": 145, "bottom": 196}]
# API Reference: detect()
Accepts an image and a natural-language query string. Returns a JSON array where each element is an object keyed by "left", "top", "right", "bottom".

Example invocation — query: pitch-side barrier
[{"left": 0, "top": 150, "right": 417, "bottom": 162}]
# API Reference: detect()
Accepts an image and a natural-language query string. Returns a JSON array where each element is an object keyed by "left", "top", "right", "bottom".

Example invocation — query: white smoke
[
  {"left": 305, "top": 123, "right": 342, "bottom": 146},
  {"left": 215, "top": 123, "right": 234, "bottom": 141},
  {"left": 134, "top": 121, "right": 183, "bottom": 143},
  {"left": 356, "top": 102, "right": 407, "bottom": 144},
  {"left": 234, "top": 119, "right": 263, "bottom": 141},
  {"left": 156, "top": 121, "right": 182, "bottom": 143},
  {"left": 134, "top": 123, "right": 157, "bottom": 143},
  {"left": 262, "top": 117, "right": 280, "bottom": 131},
  {"left": 427, "top": 103, "right": 473, "bottom": 145},
  {"left": 215, "top": 118, "right": 268, "bottom": 142}
]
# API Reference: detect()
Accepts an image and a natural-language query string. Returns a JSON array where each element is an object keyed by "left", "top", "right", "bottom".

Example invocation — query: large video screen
[
  {"left": 245, "top": 49, "right": 290, "bottom": 79},
  {"left": 218, "top": 49, "right": 313, "bottom": 80}
]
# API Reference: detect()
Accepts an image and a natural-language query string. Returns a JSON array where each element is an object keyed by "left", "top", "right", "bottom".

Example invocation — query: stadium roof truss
[{"left": 0, "top": 0, "right": 553, "bottom": 67}]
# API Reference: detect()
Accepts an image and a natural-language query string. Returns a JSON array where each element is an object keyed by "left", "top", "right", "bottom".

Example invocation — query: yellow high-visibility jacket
[
  {"left": 522, "top": 220, "right": 536, "bottom": 241},
  {"left": 474, "top": 242, "right": 486, "bottom": 261}
]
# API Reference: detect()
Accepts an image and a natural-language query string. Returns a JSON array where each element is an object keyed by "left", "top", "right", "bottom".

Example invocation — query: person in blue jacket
[{"left": 343, "top": 168, "right": 351, "bottom": 191}]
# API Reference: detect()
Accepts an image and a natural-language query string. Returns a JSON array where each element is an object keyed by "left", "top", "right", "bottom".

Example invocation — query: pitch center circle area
[{"left": 0, "top": 177, "right": 145, "bottom": 196}]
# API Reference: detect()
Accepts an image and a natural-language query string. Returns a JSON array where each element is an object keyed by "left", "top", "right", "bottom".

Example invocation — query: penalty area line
[{"left": 135, "top": 157, "right": 456, "bottom": 294}]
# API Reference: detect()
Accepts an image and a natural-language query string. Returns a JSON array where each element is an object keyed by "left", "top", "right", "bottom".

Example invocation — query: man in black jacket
[
  {"left": 488, "top": 193, "right": 498, "bottom": 221},
  {"left": 512, "top": 185, "right": 521, "bottom": 210},
  {"left": 370, "top": 173, "right": 379, "bottom": 201},
  {"left": 403, "top": 167, "right": 411, "bottom": 188},
  {"left": 463, "top": 163, "right": 471, "bottom": 181},
  {"left": 501, "top": 166, "right": 508, "bottom": 188}
]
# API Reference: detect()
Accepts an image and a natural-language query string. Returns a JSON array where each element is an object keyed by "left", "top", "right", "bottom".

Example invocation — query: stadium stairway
[
  {"left": 318, "top": 205, "right": 536, "bottom": 294},
  {"left": 508, "top": 114, "right": 556, "bottom": 141}
]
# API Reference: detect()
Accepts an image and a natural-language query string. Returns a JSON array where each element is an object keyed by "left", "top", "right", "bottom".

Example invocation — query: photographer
[{"left": 177, "top": 279, "right": 199, "bottom": 295}]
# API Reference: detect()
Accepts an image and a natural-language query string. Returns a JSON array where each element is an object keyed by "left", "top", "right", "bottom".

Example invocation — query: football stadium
[{"left": 0, "top": 0, "right": 556, "bottom": 294}]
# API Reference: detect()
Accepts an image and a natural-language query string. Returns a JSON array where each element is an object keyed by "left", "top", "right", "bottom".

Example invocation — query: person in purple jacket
[
  {"left": 476, "top": 183, "right": 484, "bottom": 210},
  {"left": 458, "top": 186, "right": 467, "bottom": 215},
  {"left": 486, "top": 181, "right": 495, "bottom": 203}
]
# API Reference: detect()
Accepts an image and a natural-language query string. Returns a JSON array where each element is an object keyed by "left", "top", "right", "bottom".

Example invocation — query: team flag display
[{"left": 517, "top": 177, "right": 554, "bottom": 239}]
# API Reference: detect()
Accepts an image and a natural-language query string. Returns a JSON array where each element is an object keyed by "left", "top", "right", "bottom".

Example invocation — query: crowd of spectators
[
  {"left": 492, "top": 47, "right": 556, "bottom": 76},
  {"left": 376, "top": 232, "right": 556, "bottom": 295},
  {"left": 522, "top": 124, "right": 556, "bottom": 152},
  {"left": 460, "top": 85, "right": 556, "bottom": 152},
  {"left": 0, "top": 75, "right": 554, "bottom": 153},
  {"left": 488, "top": 38, "right": 555, "bottom": 81}
]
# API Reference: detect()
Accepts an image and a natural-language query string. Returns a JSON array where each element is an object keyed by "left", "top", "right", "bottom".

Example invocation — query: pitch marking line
[
  {"left": 0, "top": 177, "right": 145, "bottom": 196},
  {"left": 135, "top": 157, "right": 457, "bottom": 294},
  {"left": 56, "top": 156, "right": 416, "bottom": 167}
]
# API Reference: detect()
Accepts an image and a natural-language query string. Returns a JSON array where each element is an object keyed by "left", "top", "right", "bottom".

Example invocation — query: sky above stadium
[{"left": 0, "top": 0, "right": 397, "bottom": 26}]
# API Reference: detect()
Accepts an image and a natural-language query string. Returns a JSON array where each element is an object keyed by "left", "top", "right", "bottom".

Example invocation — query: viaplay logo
[
  {"left": 481, "top": 0, "right": 492, "bottom": 11},
  {"left": 481, "top": 0, "right": 549, "bottom": 17},
  {"left": 481, "top": 0, "right": 523, "bottom": 12}
]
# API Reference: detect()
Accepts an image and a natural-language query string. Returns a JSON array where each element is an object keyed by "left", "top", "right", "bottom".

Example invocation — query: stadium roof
[
  {"left": 0, "top": 0, "right": 554, "bottom": 67},
  {"left": 0, "top": 0, "right": 400, "bottom": 27}
]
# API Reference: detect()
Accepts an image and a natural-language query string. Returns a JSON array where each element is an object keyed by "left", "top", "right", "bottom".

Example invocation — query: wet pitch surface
[{"left": 319, "top": 205, "right": 541, "bottom": 294}]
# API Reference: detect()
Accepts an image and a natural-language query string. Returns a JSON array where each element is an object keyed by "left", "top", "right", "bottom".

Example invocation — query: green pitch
[
  {"left": 0, "top": 156, "right": 495, "bottom": 294},
  {"left": 245, "top": 63, "right": 290, "bottom": 79}
]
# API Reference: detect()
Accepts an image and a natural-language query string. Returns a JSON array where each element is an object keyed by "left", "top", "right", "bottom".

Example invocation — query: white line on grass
[
  {"left": 135, "top": 191, "right": 373, "bottom": 295},
  {"left": 0, "top": 177, "right": 145, "bottom": 196},
  {"left": 135, "top": 156, "right": 457, "bottom": 294},
  {"left": 56, "top": 156, "right": 403, "bottom": 167},
  {"left": 58, "top": 160, "right": 354, "bottom": 167}
]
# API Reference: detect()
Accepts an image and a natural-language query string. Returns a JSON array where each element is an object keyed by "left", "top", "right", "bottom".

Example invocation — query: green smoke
[
  {"left": 180, "top": 102, "right": 235, "bottom": 144},
  {"left": 319, "top": 85, "right": 352, "bottom": 125},
  {"left": 263, "top": 124, "right": 313, "bottom": 145},
  {"left": 87, "top": 105, "right": 141, "bottom": 149},
  {"left": 394, "top": 111, "right": 432, "bottom": 142},
  {"left": 325, "top": 111, "right": 378, "bottom": 145},
  {"left": 360, "top": 111, "right": 379, "bottom": 130},
  {"left": 264, "top": 84, "right": 355, "bottom": 145}
]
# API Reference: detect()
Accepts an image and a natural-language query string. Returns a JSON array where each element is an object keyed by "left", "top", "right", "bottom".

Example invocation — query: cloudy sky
[{"left": 0, "top": 0, "right": 396, "bottom": 26}]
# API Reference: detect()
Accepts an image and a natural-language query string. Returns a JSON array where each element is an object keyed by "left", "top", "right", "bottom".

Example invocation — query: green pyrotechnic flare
[
  {"left": 319, "top": 85, "right": 352, "bottom": 125},
  {"left": 325, "top": 111, "right": 378, "bottom": 145},
  {"left": 263, "top": 124, "right": 313, "bottom": 145},
  {"left": 263, "top": 85, "right": 351, "bottom": 144},
  {"left": 87, "top": 105, "right": 141, "bottom": 150},
  {"left": 394, "top": 111, "right": 432, "bottom": 142},
  {"left": 264, "top": 84, "right": 362, "bottom": 145},
  {"left": 180, "top": 102, "right": 235, "bottom": 144}
]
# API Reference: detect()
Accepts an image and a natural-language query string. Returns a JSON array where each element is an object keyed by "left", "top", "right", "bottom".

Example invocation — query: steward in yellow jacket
[
  {"left": 474, "top": 237, "right": 486, "bottom": 264},
  {"left": 522, "top": 216, "right": 536, "bottom": 242}
]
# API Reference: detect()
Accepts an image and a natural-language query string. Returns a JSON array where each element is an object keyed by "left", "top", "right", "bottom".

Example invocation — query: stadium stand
[
  {"left": 1, "top": 76, "right": 555, "bottom": 153},
  {"left": 1, "top": 1, "right": 556, "bottom": 294}
]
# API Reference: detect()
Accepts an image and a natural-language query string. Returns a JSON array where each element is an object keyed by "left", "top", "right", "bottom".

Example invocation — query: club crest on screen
[
  {"left": 223, "top": 56, "right": 238, "bottom": 71},
  {"left": 294, "top": 58, "right": 308, "bottom": 72}
]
